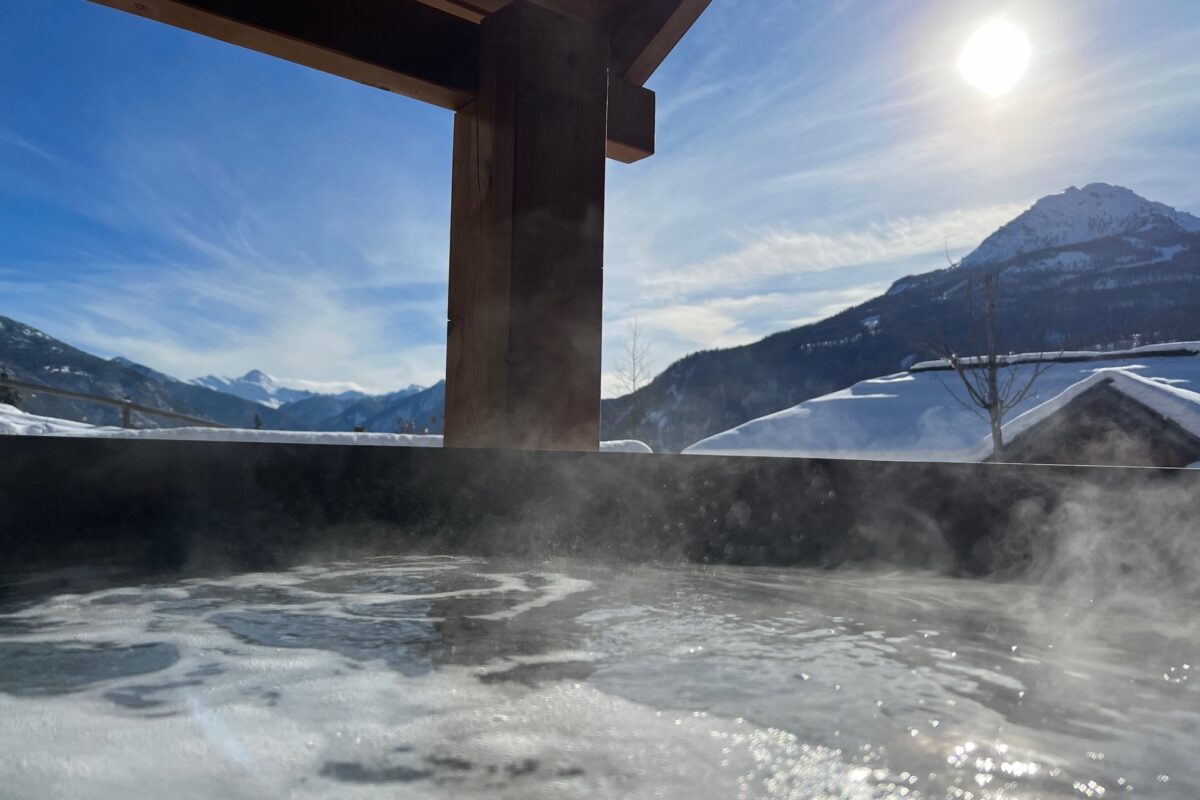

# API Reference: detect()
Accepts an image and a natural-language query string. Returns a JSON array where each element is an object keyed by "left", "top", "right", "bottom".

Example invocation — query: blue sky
[{"left": 2, "top": 0, "right": 1199, "bottom": 394}]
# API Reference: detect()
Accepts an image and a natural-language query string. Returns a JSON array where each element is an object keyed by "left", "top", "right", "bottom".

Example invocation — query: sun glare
[{"left": 958, "top": 20, "right": 1031, "bottom": 97}]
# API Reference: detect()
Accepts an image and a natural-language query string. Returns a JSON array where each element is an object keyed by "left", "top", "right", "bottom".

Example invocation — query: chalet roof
[
  {"left": 1000, "top": 367, "right": 1200, "bottom": 447},
  {"left": 911, "top": 342, "right": 1200, "bottom": 372}
]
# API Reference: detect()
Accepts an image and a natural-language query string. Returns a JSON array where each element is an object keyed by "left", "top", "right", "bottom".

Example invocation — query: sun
[{"left": 958, "top": 20, "right": 1031, "bottom": 97}]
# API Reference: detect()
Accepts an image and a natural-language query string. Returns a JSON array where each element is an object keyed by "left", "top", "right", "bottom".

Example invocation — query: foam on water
[{"left": 0, "top": 557, "right": 1195, "bottom": 799}]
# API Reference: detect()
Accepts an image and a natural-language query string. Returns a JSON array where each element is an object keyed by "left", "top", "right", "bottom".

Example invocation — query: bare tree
[
  {"left": 613, "top": 318, "right": 654, "bottom": 396},
  {"left": 928, "top": 268, "right": 1052, "bottom": 455}
]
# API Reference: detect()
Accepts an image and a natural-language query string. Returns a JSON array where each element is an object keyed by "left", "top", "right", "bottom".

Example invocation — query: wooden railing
[{"left": 0, "top": 375, "right": 228, "bottom": 429}]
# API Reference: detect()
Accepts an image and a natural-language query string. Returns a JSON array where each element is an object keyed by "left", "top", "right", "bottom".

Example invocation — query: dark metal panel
[{"left": 3, "top": 436, "right": 1197, "bottom": 582}]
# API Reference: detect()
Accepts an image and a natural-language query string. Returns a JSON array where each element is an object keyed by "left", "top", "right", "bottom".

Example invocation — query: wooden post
[
  {"left": 444, "top": 0, "right": 607, "bottom": 450},
  {"left": 121, "top": 398, "right": 132, "bottom": 429}
]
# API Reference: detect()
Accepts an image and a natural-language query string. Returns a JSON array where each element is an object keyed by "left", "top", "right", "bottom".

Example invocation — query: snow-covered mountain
[
  {"left": 0, "top": 317, "right": 434, "bottom": 431},
  {"left": 0, "top": 318, "right": 300, "bottom": 430},
  {"left": 603, "top": 183, "right": 1200, "bottom": 452},
  {"left": 190, "top": 370, "right": 409, "bottom": 409},
  {"left": 962, "top": 183, "right": 1200, "bottom": 269}
]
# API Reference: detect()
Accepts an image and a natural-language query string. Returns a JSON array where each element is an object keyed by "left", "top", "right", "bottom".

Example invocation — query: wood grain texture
[
  {"left": 606, "top": 78, "right": 655, "bottom": 162},
  {"left": 89, "top": 0, "right": 480, "bottom": 109},
  {"left": 89, "top": 0, "right": 655, "bottom": 159},
  {"left": 611, "top": 0, "right": 712, "bottom": 85},
  {"left": 445, "top": 0, "right": 606, "bottom": 450},
  {"left": 413, "top": 0, "right": 609, "bottom": 24}
]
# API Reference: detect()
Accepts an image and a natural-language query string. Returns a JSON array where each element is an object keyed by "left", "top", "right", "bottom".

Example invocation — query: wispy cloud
[
  {"left": 601, "top": 284, "right": 889, "bottom": 398},
  {"left": 7, "top": 257, "right": 447, "bottom": 393},
  {"left": 5, "top": 0, "right": 1200, "bottom": 396},
  {"left": 640, "top": 203, "right": 1025, "bottom": 293},
  {"left": 0, "top": 127, "right": 64, "bottom": 165}
]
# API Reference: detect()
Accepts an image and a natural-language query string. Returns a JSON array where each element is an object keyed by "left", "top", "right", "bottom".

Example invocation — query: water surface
[{"left": 0, "top": 556, "right": 1195, "bottom": 799}]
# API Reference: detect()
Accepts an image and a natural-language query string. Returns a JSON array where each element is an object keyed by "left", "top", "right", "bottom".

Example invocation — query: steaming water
[{"left": 0, "top": 556, "right": 1195, "bottom": 799}]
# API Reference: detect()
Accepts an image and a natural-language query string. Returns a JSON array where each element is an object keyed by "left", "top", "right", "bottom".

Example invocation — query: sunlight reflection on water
[{"left": 0, "top": 556, "right": 1195, "bottom": 799}]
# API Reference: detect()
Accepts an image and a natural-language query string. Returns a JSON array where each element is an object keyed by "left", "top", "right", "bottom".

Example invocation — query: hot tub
[{"left": 1, "top": 555, "right": 1194, "bottom": 799}]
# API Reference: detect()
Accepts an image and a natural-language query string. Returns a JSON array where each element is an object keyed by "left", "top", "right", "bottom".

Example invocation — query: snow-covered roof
[
  {"left": 684, "top": 343, "right": 1200, "bottom": 462},
  {"left": 910, "top": 341, "right": 1200, "bottom": 372},
  {"left": 999, "top": 368, "right": 1200, "bottom": 453},
  {"left": 0, "top": 405, "right": 653, "bottom": 453}
]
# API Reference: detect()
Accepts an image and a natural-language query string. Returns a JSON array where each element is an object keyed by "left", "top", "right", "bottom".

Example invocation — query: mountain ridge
[
  {"left": 190, "top": 369, "right": 417, "bottom": 409},
  {"left": 601, "top": 183, "right": 1200, "bottom": 452},
  {"left": 961, "top": 183, "right": 1200, "bottom": 269},
  {"left": 5, "top": 183, "right": 1197, "bottom": 448},
  {"left": 0, "top": 319, "right": 433, "bottom": 432},
  {"left": 0, "top": 318, "right": 299, "bottom": 430}
]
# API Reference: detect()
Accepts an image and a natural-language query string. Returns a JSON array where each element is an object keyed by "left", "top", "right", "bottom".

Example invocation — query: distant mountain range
[
  {"left": 0, "top": 319, "right": 442, "bottom": 433},
  {"left": 601, "top": 183, "right": 1200, "bottom": 451},
  {"left": 192, "top": 370, "right": 383, "bottom": 409},
  {"left": 5, "top": 182, "right": 1198, "bottom": 449}
]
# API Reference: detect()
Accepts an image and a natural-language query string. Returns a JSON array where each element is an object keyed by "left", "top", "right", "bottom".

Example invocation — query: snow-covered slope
[
  {"left": 962, "top": 183, "right": 1200, "bottom": 268},
  {"left": 191, "top": 370, "right": 384, "bottom": 409},
  {"left": 684, "top": 344, "right": 1200, "bottom": 462},
  {"left": 604, "top": 183, "right": 1200, "bottom": 453},
  {"left": 0, "top": 405, "right": 652, "bottom": 452},
  {"left": 0, "top": 318, "right": 301, "bottom": 430}
]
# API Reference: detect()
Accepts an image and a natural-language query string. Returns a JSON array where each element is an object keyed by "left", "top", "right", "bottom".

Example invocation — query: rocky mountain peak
[{"left": 961, "top": 183, "right": 1200, "bottom": 269}]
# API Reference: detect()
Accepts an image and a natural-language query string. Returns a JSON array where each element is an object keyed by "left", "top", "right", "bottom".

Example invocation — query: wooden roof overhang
[
  {"left": 88, "top": 0, "right": 711, "bottom": 162},
  {"left": 89, "top": 0, "right": 712, "bottom": 451}
]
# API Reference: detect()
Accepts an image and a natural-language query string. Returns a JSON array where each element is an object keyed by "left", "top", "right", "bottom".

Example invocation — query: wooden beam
[
  {"left": 606, "top": 78, "right": 654, "bottom": 162},
  {"left": 411, "top": 0, "right": 608, "bottom": 25},
  {"left": 445, "top": 0, "right": 607, "bottom": 450},
  {"left": 410, "top": 0, "right": 504, "bottom": 24},
  {"left": 89, "top": 0, "right": 654, "bottom": 160},
  {"left": 610, "top": 0, "right": 711, "bottom": 85},
  {"left": 89, "top": 0, "right": 480, "bottom": 109}
]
